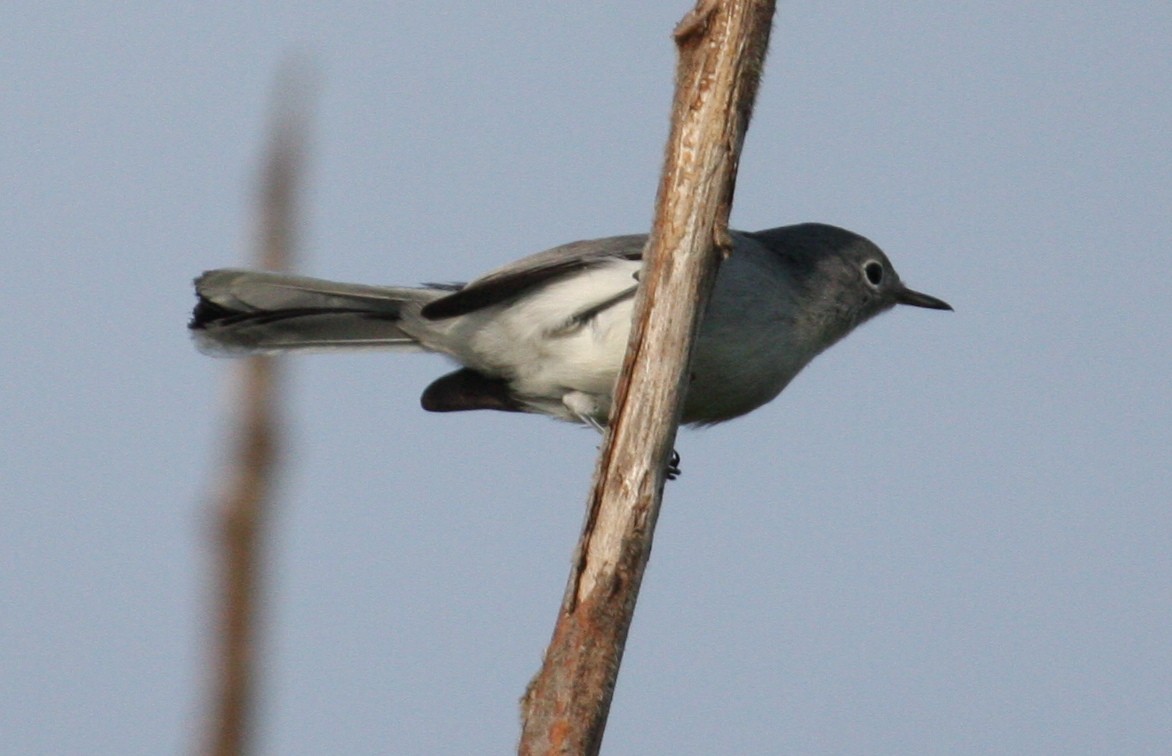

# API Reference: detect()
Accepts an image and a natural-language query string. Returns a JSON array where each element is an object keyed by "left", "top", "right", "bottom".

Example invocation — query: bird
[{"left": 190, "top": 222, "right": 951, "bottom": 428}]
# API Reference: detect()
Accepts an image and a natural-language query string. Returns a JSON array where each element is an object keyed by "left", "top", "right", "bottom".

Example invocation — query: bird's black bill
[{"left": 896, "top": 286, "right": 952, "bottom": 311}]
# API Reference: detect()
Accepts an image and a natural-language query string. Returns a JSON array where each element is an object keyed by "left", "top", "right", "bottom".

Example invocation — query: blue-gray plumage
[{"left": 190, "top": 223, "right": 951, "bottom": 426}]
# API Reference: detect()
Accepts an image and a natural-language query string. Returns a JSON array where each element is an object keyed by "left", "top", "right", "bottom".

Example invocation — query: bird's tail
[{"left": 189, "top": 269, "right": 447, "bottom": 355}]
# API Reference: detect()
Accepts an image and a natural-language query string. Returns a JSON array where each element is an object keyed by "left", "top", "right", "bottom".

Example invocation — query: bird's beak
[{"left": 895, "top": 285, "right": 953, "bottom": 311}]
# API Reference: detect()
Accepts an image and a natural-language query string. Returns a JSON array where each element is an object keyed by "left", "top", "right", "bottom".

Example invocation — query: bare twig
[
  {"left": 518, "top": 2, "right": 776, "bottom": 754},
  {"left": 202, "top": 70, "right": 308, "bottom": 756}
]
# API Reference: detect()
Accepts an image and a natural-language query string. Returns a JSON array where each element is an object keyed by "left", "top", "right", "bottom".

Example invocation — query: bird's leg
[
  {"left": 578, "top": 413, "right": 607, "bottom": 434},
  {"left": 666, "top": 450, "right": 682, "bottom": 480},
  {"left": 577, "top": 414, "right": 682, "bottom": 481},
  {"left": 566, "top": 392, "right": 681, "bottom": 480}
]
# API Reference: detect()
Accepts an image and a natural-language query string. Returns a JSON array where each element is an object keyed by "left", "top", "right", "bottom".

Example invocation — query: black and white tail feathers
[{"left": 189, "top": 269, "right": 446, "bottom": 355}]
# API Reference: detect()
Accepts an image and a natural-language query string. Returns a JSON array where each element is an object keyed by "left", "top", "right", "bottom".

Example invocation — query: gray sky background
[{"left": 3, "top": 3, "right": 1169, "bottom": 754}]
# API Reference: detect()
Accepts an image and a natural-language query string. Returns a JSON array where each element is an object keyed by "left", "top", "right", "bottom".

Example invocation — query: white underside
[{"left": 401, "top": 242, "right": 819, "bottom": 424}]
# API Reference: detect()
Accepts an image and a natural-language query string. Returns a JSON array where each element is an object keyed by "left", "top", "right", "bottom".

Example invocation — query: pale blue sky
[{"left": 3, "top": 3, "right": 1169, "bottom": 754}]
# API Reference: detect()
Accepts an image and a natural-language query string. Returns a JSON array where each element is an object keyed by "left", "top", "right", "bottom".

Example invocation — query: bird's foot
[{"left": 666, "top": 449, "right": 682, "bottom": 481}]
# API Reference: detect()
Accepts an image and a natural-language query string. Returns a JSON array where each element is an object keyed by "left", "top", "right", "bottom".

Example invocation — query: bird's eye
[{"left": 863, "top": 260, "right": 884, "bottom": 288}]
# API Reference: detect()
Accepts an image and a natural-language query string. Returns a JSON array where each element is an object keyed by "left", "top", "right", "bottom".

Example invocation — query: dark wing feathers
[
  {"left": 420, "top": 368, "right": 525, "bottom": 413},
  {"left": 420, "top": 235, "right": 646, "bottom": 320}
]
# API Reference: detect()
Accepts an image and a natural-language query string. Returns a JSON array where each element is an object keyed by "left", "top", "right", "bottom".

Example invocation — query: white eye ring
[{"left": 862, "top": 260, "right": 884, "bottom": 288}]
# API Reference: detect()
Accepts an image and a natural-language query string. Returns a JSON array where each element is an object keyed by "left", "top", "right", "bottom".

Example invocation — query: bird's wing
[{"left": 420, "top": 234, "right": 646, "bottom": 319}]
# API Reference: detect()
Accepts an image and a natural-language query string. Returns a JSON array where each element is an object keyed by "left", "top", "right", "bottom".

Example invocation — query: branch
[
  {"left": 518, "top": 2, "right": 776, "bottom": 754},
  {"left": 202, "top": 69, "right": 308, "bottom": 756}
]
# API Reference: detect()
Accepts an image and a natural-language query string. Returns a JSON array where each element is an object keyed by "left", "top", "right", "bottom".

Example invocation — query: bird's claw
[{"left": 666, "top": 449, "right": 682, "bottom": 481}]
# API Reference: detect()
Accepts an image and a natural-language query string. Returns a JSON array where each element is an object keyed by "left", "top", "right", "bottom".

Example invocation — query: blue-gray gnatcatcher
[{"left": 190, "top": 223, "right": 950, "bottom": 426}]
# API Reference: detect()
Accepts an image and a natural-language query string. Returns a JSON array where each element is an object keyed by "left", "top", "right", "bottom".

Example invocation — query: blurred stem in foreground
[{"left": 202, "top": 66, "right": 310, "bottom": 756}]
